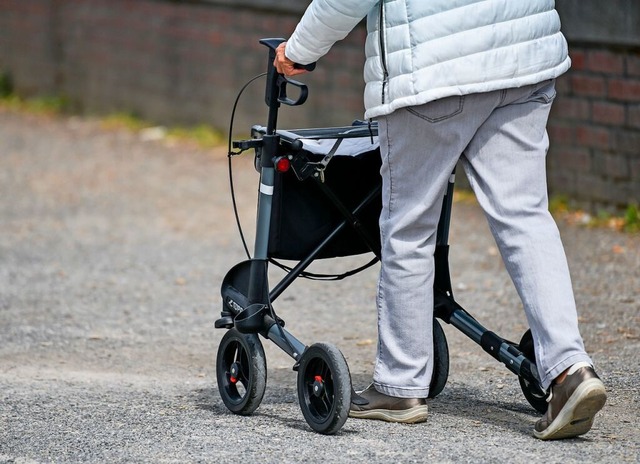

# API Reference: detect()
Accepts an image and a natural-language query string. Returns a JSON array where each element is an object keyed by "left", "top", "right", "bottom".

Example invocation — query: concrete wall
[{"left": 0, "top": 0, "right": 638, "bottom": 210}]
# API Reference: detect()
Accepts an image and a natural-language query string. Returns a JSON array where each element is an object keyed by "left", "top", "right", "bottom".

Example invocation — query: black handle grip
[
  {"left": 259, "top": 38, "right": 316, "bottom": 73},
  {"left": 294, "top": 62, "right": 316, "bottom": 72},
  {"left": 259, "top": 37, "right": 286, "bottom": 53}
]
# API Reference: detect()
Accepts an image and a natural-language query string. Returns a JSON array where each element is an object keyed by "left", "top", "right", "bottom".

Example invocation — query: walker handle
[{"left": 260, "top": 38, "right": 315, "bottom": 109}]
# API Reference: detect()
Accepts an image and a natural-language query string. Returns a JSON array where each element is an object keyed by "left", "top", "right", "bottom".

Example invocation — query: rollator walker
[{"left": 214, "top": 38, "right": 549, "bottom": 435}]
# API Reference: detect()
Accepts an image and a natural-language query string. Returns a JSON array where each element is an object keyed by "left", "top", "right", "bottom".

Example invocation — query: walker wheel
[
  {"left": 429, "top": 318, "right": 450, "bottom": 398},
  {"left": 296, "top": 342, "right": 351, "bottom": 434},
  {"left": 518, "top": 329, "right": 549, "bottom": 414},
  {"left": 216, "top": 328, "right": 267, "bottom": 415}
]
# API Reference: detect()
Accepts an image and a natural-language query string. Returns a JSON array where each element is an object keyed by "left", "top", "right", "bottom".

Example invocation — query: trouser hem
[{"left": 374, "top": 382, "right": 429, "bottom": 399}]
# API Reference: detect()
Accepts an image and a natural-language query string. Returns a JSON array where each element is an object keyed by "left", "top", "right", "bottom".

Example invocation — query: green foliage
[
  {"left": 101, "top": 111, "right": 150, "bottom": 131},
  {"left": 624, "top": 203, "right": 640, "bottom": 233},
  {"left": 24, "top": 95, "right": 69, "bottom": 113},
  {"left": 101, "top": 113, "right": 224, "bottom": 148},
  {"left": 549, "top": 194, "right": 570, "bottom": 215},
  {"left": 167, "top": 124, "right": 224, "bottom": 148},
  {"left": 0, "top": 72, "right": 14, "bottom": 98},
  {"left": 0, "top": 91, "right": 69, "bottom": 114}
]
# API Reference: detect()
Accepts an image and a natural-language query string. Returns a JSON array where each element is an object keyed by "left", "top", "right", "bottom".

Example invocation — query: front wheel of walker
[
  {"left": 296, "top": 342, "right": 351, "bottom": 435},
  {"left": 216, "top": 328, "right": 267, "bottom": 415}
]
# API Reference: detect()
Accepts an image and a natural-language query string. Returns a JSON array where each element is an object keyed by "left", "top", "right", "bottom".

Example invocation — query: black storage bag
[{"left": 268, "top": 147, "right": 382, "bottom": 260}]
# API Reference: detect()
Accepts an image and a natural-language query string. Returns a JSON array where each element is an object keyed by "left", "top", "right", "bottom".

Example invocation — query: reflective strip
[{"left": 260, "top": 183, "right": 274, "bottom": 195}]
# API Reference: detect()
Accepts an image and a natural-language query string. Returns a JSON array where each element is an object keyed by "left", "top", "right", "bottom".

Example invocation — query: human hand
[{"left": 273, "top": 42, "right": 308, "bottom": 77}]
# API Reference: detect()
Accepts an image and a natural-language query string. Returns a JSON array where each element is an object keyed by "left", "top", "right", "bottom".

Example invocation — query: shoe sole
[
  {"left": 534, "top": 378, "right": 607, "bottom": 440},
  {"left": 349, "top": 405, "right": 428, "bottom": 424}
]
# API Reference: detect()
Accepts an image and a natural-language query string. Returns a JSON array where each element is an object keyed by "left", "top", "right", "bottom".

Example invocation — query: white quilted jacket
[{"left": 285, "top": 0, "right": 571, "bottom": 119}]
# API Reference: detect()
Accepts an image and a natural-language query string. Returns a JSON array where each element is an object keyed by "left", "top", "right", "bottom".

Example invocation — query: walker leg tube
[
  {"left": 264, "top": 317, "right": 306, "bottom": 361},
  {"left": 247, "top": 165, "right": 275, "bottom": 304},
  {"left": 447, "top": 307, "right": 536, "bottom": 380},
  {"left": 254, "top": 167, "right": 275, "bottom": 260}
]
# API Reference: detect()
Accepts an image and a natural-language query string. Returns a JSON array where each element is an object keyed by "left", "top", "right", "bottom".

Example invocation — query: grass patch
[
  {"left": 623, "top": 203, "right": 640, "bottom": 233},
  {"left": 100, "top": 113, "right": 224, "bottom": 148},
  {"left": 549, "top": 194, "right": 570, "bottom": 216},
  {"left": 0, "top": 73, "right": 70, "bottom": 113},
  {"left": 455, "top": 191, "right": 638, "bottom": 234},
  {"left": 548, "top": 195, "right": 639, "bottom": 234},
  {"left": 101, "top": 112, "right": 151, "bottom": 132},
  {"left": 0, "top": 93, "right": 70, "bottom": 115},
  {"left": 166, "top": 124, "right": 224, "bottom": 148},
  {"left": 1, "top": 88, "right": 224, "bottom": 149},
  {"left": 0, "top": 72, "right": 14, "bottom": 98}
]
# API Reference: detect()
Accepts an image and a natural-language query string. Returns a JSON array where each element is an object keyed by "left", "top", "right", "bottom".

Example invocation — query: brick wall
[
  {"left": 549, "top": 0, "right": 640, "bottom": 210},
  {"left": 0, "top": 0, "right": 366, "bottom": 130},
  {"left": 548, "top": 46, "right": 640, "bottom": 210},
  {"left": 0, "top": 0, "right": 638, "bottom": 211}
]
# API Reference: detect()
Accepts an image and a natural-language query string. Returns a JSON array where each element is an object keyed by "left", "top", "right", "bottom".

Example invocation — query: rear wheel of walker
[
  {"left": 518, "top": 329, "right": 549, "bottom": 414},
  {"left": 216, "top": 328, "right": 267, "bottom": 415},
  {"left": 297, "top": 342, "right": 351, "bottom": 435},
  {"left": 428, "top": 318, "right": 450, "bottom": 398}
]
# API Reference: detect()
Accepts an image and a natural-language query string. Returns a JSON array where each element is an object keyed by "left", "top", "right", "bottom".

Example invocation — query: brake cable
[{"left": 227, "top": 72, "right": 267, "bottom": 259}]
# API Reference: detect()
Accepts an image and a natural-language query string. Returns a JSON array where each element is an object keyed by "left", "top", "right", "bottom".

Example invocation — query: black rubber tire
[
  {"left": 296, "top": 342, "right": 351, "bottom": 435},
  {"left": 518, "top": 329, "right": 549, "bottom": 414},
  {"left": 428, "top": 318, "right": 450, "bottom": 398},
  {"left": 216, "top": 328, "right": 267, "bottom": 415}
]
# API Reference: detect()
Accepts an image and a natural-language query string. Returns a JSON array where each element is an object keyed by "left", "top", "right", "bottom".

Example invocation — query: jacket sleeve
[{"left": 285, "top": 0, "right": 378, "bottom": 65}]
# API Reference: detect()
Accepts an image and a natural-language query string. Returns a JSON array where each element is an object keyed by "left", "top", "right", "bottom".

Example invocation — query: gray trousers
[{"left": 373, "top": 80, "right": 593, "bottom": 398}]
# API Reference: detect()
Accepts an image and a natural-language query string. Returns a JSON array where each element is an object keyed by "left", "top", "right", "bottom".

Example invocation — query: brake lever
[
  {"left": 276, "top": 57, "right": 316, "bottom": 106},
  {"left": 276, "top": 74, "right": 309, "bottom": 106}
]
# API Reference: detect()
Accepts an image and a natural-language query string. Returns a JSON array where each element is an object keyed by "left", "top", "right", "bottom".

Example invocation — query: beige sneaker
[
  {"left": 349, "top": 384, "right": 428, "bottom": 424},
  {"left": 534, "top": 365, "right": 607, "bottom": 440}
]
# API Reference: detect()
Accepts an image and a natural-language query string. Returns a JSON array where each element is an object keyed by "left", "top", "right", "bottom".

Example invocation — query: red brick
[
  {"left": 554, "top": 147, "right": 592, "bottom": 173},
  {"left": 547, "top": 170, "right": 578, "bottom": 197},
  {"left": 552, "top": 97, "right": 590, "bottom": 120},
  {"left": 613, "top": 130, "right": 640, "bottom": 155},
  {"left": 631, "top": 157, "right": 640, "bottom": 179},
  {"left": 627, "top": 52, "right": 640, "bottom": 77},
  {"left": 575, "top": 174, "right": 611, "bottom": 203},
  {"left": 587, "top": 50, "right": 625, "bottom": 75},
  {"left": 555, "top": 74, "right": 572, "bottom": 94},
  {"left": 570, "top": 75, "right": 606, "bottom": 97},
  {"left": 547, "top": 123, "right": 574, "bottom": 145},
  {"left": 628, "top": 104, "right": 640, "bottom": 129},
  {"left": 603, "top": 153, "right": 630, "bottom": 180},
  {"left": 592, "top": 101, "right": 626, "bottom": 125},
  {"left": 576, "top": 125, "right": 611, "bottom": 150},
  {"left": 625, "top": 178, "right": 640, "bottom": 204},
  {"left": 608, "top": 78, "right": 640, "bottom": 102},
  {"left": 569, "top": 49, "right": 586, "bottom": 71}
]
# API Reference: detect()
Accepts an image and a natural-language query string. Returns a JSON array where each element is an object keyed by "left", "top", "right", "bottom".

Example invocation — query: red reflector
[
  {"left": 314, "top": 375, "right": 323, "bottom": 383},
  {"left": 275, "top": 157, "right": 291, "bottom": 172},
  {"left": 230, "top": 376, "right": 237, "bottom": 384}
]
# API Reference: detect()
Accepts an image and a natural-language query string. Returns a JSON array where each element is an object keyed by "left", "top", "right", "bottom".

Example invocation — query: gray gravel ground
[{"left": 0, "top": 108, "right": 638, "bottom": 463}]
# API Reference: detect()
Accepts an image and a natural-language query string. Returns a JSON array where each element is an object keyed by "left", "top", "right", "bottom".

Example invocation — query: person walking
[{"left": 274, "top": 0, "right": 606, "bottom": 440}]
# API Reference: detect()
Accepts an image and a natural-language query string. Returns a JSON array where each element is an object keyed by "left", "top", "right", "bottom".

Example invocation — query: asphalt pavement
[{"left": 0, "top": 108, "right": 638, "bottom": 463}]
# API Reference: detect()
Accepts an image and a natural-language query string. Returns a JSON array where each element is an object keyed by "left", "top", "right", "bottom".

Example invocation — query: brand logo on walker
[{"left": 226, "top": 297, "right": 244, "bottom": 313}]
